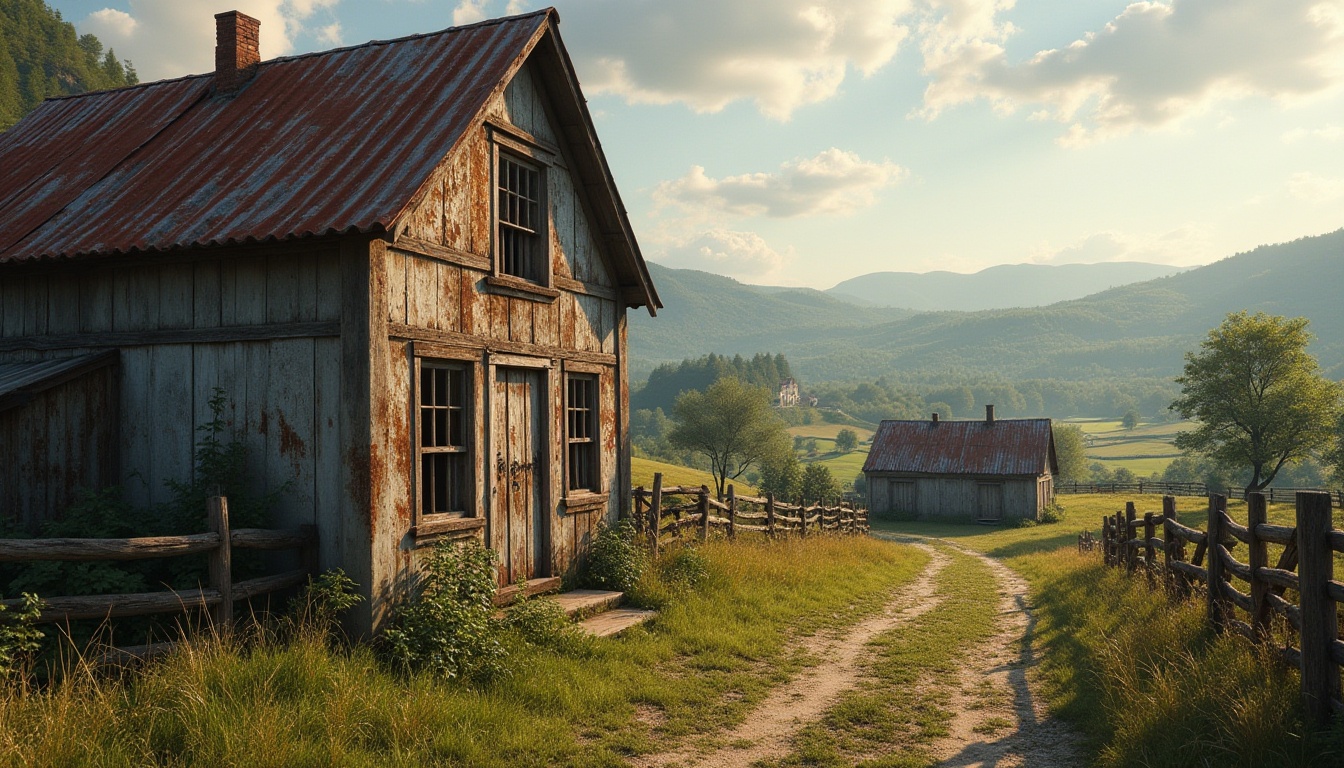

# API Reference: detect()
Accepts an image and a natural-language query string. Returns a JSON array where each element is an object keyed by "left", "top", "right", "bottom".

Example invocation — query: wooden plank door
[
  {"left": 491, "top": 367, "right": 548, "bottom": 585},
  {"left": 977, "top": 483, "right": 1004, "bottom": 521}
]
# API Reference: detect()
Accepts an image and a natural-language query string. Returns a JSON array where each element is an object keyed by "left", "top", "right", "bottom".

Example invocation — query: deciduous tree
[
  {"left": 1052, "top": 424, "right": 1089, "bottom": 483},
  {"left": 670, "top": 377, "right": 792, "bottom": 500},
  {"left": 1171, "top": 312, "right": 1341, "bottom": 492},
  {"left": 834, "top": 428, "right": 859, "bottom": 454}
]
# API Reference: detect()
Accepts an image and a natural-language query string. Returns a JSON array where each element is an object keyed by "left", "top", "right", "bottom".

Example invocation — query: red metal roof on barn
[
  {"left": 862, "top": 418, "right": 1056, "bottom": 476},
  {"left": 0, "top": 12, "right": 548, "bottom": 262}
]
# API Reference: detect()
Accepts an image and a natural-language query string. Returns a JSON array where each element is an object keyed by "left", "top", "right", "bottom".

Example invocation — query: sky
[{"left": 46, "top": 0, "right": 1344, "bottom": 289}]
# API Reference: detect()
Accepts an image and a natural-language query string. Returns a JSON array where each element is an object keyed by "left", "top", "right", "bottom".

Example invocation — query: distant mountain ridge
[
  {"left": 630, "top": 228, "right": 1344, "bottom": 383},
  {"left": 825, "top": 262, "right": 1185, "bottom": 310}
]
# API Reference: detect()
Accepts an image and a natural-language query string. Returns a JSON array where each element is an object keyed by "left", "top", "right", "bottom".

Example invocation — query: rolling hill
[
  {"left": 826, "top": 262, "right": 1184, "bottom": 310},
  {"left": 630, "top": 227, "right": 1344, "bottom": 383}
]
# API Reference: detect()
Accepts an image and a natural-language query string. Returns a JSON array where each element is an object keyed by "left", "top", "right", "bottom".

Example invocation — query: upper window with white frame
[
  {"left": 566, "top": 374, "right": 599, "bottom": 493},
  {"left": 419, "top": 361, "right": 471, "bottom": 516},
  {"left": 496, "top": 152, "right": 547, "bottom": 285}
]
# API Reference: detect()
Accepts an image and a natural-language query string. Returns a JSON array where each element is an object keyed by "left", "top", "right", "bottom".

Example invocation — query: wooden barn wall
[
  {"left": 0, "top": 247, "right": 350, "bottom": 573},
  {"left": 868, "top": 473, "right": 1043, "bottom": 520},
  {"left": 0, "top": 365, "right": 117, "bottom": 531}
]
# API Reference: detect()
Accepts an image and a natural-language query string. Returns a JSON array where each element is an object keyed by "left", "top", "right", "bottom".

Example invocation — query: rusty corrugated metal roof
[
  {"left": 862, "top": 417, "right": 1056, "bottom": 477},
  {"left": 0, "top": 12, "right": 550, "bottom": 262}
]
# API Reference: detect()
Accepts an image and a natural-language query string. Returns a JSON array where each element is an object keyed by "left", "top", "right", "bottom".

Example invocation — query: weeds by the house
[{"left": 584, "top": 518, "right": 647, "bottom": 593}]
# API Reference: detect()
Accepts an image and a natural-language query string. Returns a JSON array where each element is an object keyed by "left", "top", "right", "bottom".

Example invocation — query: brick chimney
[
  {"left": 931, "top": 413, "right": 939, "bottom": 423},
  {"left": 986, "top": 404, "right": 995, "bottom": 424},
  {"left": 215, "top": 11, "right": 260, "bottom": 94}
]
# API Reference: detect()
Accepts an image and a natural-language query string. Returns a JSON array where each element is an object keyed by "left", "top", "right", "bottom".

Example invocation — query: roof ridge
[{"left": 39, "top": 8, "right": 555, "bottom": 105}]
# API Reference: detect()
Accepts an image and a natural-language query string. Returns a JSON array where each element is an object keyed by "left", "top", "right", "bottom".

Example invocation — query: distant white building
[{"left": 779, "top": 378, "right": 800, "bottom": 408}]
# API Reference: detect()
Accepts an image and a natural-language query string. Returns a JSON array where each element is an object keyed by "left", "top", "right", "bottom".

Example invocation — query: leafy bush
[
  {"left": 584, "top": 519, "right": 646, "bottom": 593},
  {"left": 502, "top": 595, "right": 582, "bottom": 651},
  {"left": 288, "top": 569, "right": 362, "bottom": 641},
  {"left": 381, "top": 539, "right": 507, "bottom": 682},
  {"left": 1039, "top": 503, "right": 1067, "bottom": 525},
  {"left": 0, "top": 593, "right": 43, "bottom": 677},
  {"left": 660, "top": 546, "right": 710, "bottom": 590}
]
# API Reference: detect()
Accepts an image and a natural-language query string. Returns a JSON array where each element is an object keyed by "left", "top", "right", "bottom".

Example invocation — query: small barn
[
  {"left": 0, "top": 9, "right": 659, "bottom": 632},
  {"left": 863, "top": 406, "right": 1056, "bottom": 522}
]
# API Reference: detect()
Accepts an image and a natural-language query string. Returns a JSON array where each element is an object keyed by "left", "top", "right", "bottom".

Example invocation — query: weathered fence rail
[
  {"left": 1061, "top": 481, "right": 1344, "bottom": 506},
  {"left": 633, "top": 473, "right": 869, "bottom": 556},
  {"left": 0, "top": 496, "right": 316, "bottom": 631},
  {"left": 1099, "top": 491, "right": 1343, "bottom": 727}
]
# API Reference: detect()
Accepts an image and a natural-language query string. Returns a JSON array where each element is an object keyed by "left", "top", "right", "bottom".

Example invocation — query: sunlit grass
[
  {"left": 765, "top": 544, "right": 1001, "bottom": 768},
  {"left": 0, "top": 536, "right": 927, "bottom": 767},
  {"left": 877, "top": 492, "right": 1344, "bottom": 766},
  {"left": 631, "top": 457, "right": 718, "bottom": 489}
]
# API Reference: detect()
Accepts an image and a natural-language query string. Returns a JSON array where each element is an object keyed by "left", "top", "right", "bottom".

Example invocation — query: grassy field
[
  {"left": 0, "top": 536, "right": 928, "bottom": 767},
  {"left": 632, "top": 456, "right": 718, "bottom": 489},
  {"left": 1063, "top": 418, "right": 1191, "bottom": 476},
  {"left": 785, "top": 424, "right": 874, "bottom": 441}
]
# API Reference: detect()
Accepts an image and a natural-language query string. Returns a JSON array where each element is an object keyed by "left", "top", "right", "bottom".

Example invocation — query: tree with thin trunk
[
  {"left": 1171, "top": 311, "right": 1341, "bottom": 493},
  {"left": 670, "top": 377, "right": 792, "bottom": 500}
]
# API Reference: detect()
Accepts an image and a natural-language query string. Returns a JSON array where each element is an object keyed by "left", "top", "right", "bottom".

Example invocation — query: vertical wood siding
[{"left": 0, "top": 247, "right": 345, "bottom": 532}]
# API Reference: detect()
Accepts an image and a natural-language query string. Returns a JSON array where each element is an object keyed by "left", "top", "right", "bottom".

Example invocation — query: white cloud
[
  {"left": 316, "top": 22, "right": 343, "bottom": 45},
  {"left": 87, "top": 8, "right": 139, "bottom": 38},
  {"left": 1283, "top": 124, "right": 1344, "bottom": 142},
  {"left": 654, "top": 148, "right": 905, "bottom": 219},
  {"left": 1287, "top": 171, "right": 1344, "bottom": 202},
  {"left": 918, "top": 0, "right": 1344, "bottom": 143},
  {"left": 559, "top": 0, "right": 912, "bottom": 120},
  {"left": 655, "top": 229, "right": 792, "bottom": 280},
  {"left": 452, "top": 0, "right": 488, "bottom": 26},
  {"left": 78, "top": 0, "right": 343, "bottom": 82},
  {"left": 1028, "top": 228, "right": 1213, "bottom": 266}
]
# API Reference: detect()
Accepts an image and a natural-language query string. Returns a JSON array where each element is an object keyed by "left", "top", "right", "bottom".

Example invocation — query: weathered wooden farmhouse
[
  {"left": 0, "top": 9, "right": 659, "bottom": 631},
  {"left": 863, "top": 406, "right": 1056, "bottom": 522}
]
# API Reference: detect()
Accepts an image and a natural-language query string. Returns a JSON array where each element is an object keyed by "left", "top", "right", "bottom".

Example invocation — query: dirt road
[{"left": 632, "top": 537, "right": 1082, "bottom": 768}]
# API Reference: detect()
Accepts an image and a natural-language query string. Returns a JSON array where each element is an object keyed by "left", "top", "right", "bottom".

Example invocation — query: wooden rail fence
[
  {"left": 0, "top": 496, "right": 316, "bottom": 647},
  {"left": 1061, "top": 481, "right": 1344, "bottom": 506},
  {"left": 633, "top": 473, "right": 869, "bottom": 557},
  {"left": 1099, "top": 491, "right": 1342, "bottom": 727}
]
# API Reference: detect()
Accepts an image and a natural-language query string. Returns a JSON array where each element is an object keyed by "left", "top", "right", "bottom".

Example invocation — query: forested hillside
[
  {"left": 826, "top": 261, "right": 1183, "bottom": 310},
  {"left": 632, "top": 228, "right": 1344, "bottom": 383},
  {"left": 0, "top": 0, "right": 136, "bottom": 130}
]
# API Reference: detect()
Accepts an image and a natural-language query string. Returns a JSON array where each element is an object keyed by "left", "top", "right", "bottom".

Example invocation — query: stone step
[
  {"left": 492, "top": 576, "right": 562, "bottom": 607},
  {"left": 549, "top": 588, "right": 624, "bottom": 620},
  {"left": 578, "top": 607, "right": 658, "bottom": 638}
]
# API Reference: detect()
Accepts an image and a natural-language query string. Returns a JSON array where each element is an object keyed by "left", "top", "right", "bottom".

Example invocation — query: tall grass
[{"left": 0, "top": 535, "right": 925, "bottom": 767}]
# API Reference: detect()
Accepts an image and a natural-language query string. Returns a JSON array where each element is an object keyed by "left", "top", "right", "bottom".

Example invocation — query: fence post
[
  {"left": 207, "top": 496, "right": 233, "bottom": 630},
  {"left": 1125, "top": 502, "right": 1138, "bottom": 573},
  {"left": 1296, "top": 491, "right": 1339, "bottom": 728},
  {"left": 1162, "top": 496, "right": 1180, "bottom": 597},
  {"left": 1247, "top": 492, "right": 1271, "bottom": 641},
  {"left": 649, "top": 473, "right": 663, "bottom": 559},
  {"left": 1206, "top": 494, "right": 1229, "bottom": 634},
  {"left": 699, "top": 485, "right": 711, "bottom": 543},
  {"left": 799, "top": 497, "right": 808, "bottom": 538},
  {"left": 766, "top": 493, "right": 776, "bottom": 538},
  {"left": 1143, "top": 511, "right": 1156, "bottom": 582},
  {"left": 727, "top": 485, "right": 736, "bottom": 540}
]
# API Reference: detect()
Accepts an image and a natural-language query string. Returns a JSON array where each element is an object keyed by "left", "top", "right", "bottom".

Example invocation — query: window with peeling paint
[
  {"left": 496, "top": 153, "right": 546, "bottom": 284},
  {"left": 419, "top": 362, "right": 470, "bottom": 515},
  {"left": 566, "top": 374, "right": 598, "bottom": 492}
]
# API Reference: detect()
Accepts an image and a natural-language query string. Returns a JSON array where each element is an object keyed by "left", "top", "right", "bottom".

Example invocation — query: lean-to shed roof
[
  {"left": 0, "top": 9, "right": 659, "bottom": 311},
  {"left": 862, "top": 418, "right": 1057, "bottom": 477}
]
